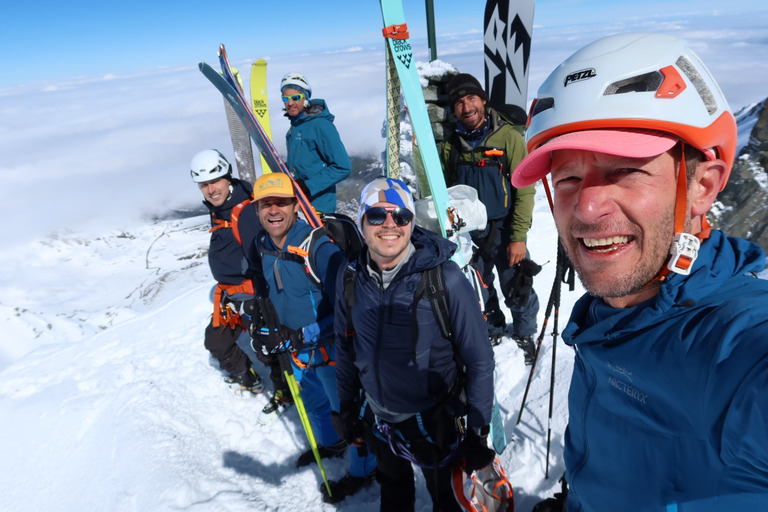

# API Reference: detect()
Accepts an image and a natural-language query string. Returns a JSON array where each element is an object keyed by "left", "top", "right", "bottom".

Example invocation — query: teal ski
[{"left": 379, "top": 0, "right": 507, "bottom": 454}]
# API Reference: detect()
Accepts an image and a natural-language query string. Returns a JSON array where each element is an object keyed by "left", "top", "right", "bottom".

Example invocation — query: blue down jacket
[
  {"left": 206, "top": 179, "right": 261, "bottom": 285},
  {"left": 334, "top": 227, "right": 495, "bottom": 430},
  {"left": 285, "top": 99, "right": 351, "bottom": 213},
  {"left": 563, "top": 230, "right": 768, "bottom": 511}
]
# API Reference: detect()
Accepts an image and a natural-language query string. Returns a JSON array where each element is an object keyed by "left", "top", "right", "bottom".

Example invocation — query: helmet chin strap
[{"left": 654, "top": 142, "right": 712, "bottom": 284}]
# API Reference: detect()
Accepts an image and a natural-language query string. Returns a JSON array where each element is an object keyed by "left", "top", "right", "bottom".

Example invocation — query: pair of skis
[
  {"left": 200, "top": 46, "right": 322, "bottom": 229},
  {"left": 221, "top": 60, "right": 274, "bottom": 184}
]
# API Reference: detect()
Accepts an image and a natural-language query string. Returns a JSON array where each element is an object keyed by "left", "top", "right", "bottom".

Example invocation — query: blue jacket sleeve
[{"left": 302, "top": 120, "right": 351, "bottom": 196}]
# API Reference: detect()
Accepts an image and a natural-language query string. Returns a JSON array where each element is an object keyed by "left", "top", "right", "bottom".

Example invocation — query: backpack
[{"left": 257, "top": 212, "right": 364, "bottom": 290}]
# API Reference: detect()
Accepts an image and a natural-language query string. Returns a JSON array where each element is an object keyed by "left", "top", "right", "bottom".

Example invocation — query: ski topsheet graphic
[
  {"left": 484, "top": 0, "right": 535, "bottom": 120},
  {"left": 199, "top": 45, "right": 321, "bottom": 229},
  {"left": 250, "top": 59, "right": 273, "bottom": 175},
  {"left": 222, "top": 66, "right": 257, "bottom": 184}
]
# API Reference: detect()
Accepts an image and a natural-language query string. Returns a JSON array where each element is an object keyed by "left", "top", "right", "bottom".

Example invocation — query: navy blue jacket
[
  {"left": 334, "top": 227, "right": 495, "bottom": 429},
  {"left": 206, "top": 179, "right": 261, "bottom": 286}
]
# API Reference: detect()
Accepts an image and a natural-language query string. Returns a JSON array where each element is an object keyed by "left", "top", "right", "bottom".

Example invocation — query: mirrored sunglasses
[
  {"left": 281, "top": 93, "right": 305, "bottom": 103},
  {"left": 365, "top": 206, "right": 414, "bottom": 227}
]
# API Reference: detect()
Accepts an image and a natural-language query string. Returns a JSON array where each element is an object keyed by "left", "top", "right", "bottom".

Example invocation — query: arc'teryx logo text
[{"left": 564, "top": 68, "right": 596, "bottom": 87}]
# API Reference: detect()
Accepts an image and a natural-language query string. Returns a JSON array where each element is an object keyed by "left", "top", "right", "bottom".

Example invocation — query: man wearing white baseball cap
[{"left": 516, "top": 32, "right": 768, "bottom": 511}]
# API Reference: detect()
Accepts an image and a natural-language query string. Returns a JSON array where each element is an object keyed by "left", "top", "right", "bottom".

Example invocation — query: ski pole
[
  {"left": 517, "top": 244, "right": 561, "bottom": 425},
  {"left": 278, "top": 352, "right": 333, "bottom": 497},
  {"left": 545, "top": 245, "right": 565, "bottom": 479}
]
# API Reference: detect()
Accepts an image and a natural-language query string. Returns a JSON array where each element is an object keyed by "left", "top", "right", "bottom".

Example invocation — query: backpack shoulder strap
[
  {"left": 423, "top": 264, "right": 453, "bottom": 341},
  {"left": 229, "top": 198, "right": 252, "bottom": 246},
  {"left": 342, "top": 262, "right": 359, "bottom": 362}
]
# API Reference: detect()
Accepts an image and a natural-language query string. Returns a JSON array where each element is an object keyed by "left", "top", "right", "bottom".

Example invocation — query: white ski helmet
[
  {"left": 190, "top": 149, "right": 232, "bottom": 183},
  {"left": 515, "top": 32, "right": 736, "bottom": 188},
  {"left": 280, "top": 72, "right": 312, "bottom": 98}
]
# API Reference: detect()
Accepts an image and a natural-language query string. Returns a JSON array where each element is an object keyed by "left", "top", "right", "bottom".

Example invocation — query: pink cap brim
[{"left": 511, "top": 129, "right": 679, "bottom": 188}]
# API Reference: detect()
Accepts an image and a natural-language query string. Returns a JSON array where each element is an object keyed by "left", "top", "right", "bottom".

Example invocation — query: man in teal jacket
[
  {"left": 513, "top": 33, "right": 768, "bottom": 511},
  {"left": 280, "top": 72, "right": 351, "bottom": 213}
]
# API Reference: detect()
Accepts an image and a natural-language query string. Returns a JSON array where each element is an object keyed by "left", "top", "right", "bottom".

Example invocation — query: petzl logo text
[{"left": 564, "top": 68, "right": 596, "bottom": 87}]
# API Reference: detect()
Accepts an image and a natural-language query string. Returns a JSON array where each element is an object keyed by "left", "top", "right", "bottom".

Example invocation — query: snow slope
[{"left": 0, "top": 184, "right": 578, "bottom": 511}]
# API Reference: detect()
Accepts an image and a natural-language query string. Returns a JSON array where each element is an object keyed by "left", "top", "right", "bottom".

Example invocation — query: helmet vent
[
  {"left": 530, "top": 97, "right": 555, "bottom": 118},
  {"left": 675, "top": 56, "right": 717, "bottom": 115},
  {"left": 604, "top": 71, "right": 663, "bottom": 96}
]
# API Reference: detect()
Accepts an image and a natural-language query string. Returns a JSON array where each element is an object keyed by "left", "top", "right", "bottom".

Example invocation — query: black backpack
[{"left": 257, "top": 212, "right": 363, "bottom": 290}]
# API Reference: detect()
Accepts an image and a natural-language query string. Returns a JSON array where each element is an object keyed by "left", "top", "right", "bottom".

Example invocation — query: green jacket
[{"left": 439, "top": 107, "right": 535, "bottom": 243}]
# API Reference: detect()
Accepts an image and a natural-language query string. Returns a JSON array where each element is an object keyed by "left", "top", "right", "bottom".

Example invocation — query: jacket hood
[{"left": 564, "top": 230, "right": 767, "bottom": 344}]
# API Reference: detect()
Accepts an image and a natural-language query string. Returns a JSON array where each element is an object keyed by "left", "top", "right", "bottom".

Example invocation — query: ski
[
  {"left": 198, "top": 46, "right": 321, "bottom": 229},
  {"left": 379, "top": 0, "right": 508, "bottom": 454},
  {"left": 222, "top": 66, "right": 257, "bottom": 184},
  {"left": 484, "top": 0, "right": 535, "bottom": 122},
  {"left": 378, "top": 1, "right": 462, "bottom": 258},
  {"left": 250, "top": 59, "right": 273, "bottom": 176},
  {"left": 385, "top": 44, "right": 401, "bottom": 178}
]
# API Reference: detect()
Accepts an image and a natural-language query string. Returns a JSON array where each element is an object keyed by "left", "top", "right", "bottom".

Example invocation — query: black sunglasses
[{"left": 365, "top": 206, "right": 414, "bottom": 226}]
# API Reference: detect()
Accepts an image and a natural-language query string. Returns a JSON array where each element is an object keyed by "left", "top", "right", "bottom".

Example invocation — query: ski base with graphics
[
  {"left": 199, "top": 45, "right": 321, "bottom": 229},
  {"left": 484, "top": 0, "right": 535, "bottom": 123},
  {"left": 250, "top": 59, "right": 273, "bottom": 175},
  {"left": 223, "top": 66, "right": 257, "bottom": 184}
]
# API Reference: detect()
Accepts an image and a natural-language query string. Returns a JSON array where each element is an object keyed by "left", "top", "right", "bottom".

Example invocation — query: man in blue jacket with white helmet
[
  {"left": 280, "top": 72, "right": 351, "bottom": 213},
  {"left": 514, "top": 32, "right": 768, "bottom": 511}
]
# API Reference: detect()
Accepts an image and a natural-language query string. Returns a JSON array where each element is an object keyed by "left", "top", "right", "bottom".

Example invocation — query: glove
[
  {"left": 505, "top": 258, "right": 542, "bottom": 307},
  {"left": 457, "top": 427, "right": 495, "bottom": 474},
  {"left": 330, "top": 400, "right": 365, "bottom": 446},
  {"left": 294, "top": 179, "right": 311, "bottom": 199},
  {"left": 254, "top": 325, "right": 304, "bottom": 355}
]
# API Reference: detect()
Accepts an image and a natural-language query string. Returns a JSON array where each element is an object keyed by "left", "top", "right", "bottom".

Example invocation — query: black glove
[
  {"left": 505, "top": 258, "right": 542, "bottom": 307},
  {"left": 330, "top": 400, "right": 365, "bottom": 445},
  {"left": 294, "top": 179, "right": 311, "bottom": 199},
  {"left": 457, "top": 428, "right": 495, "bottom": 474},
  {"left": 253, "top": 324, "right": 303, "bottom": 354}
]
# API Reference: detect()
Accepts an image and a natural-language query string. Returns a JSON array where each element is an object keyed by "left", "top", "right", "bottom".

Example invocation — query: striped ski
[
  {"left": 385, "top": 44, "right": 401, "bottom": 178},
  {"left": 222, "top": 66, "right": 257, "bottom": 184},
  {"left": 250, "top": 59, "right": 273, "bottom": 175},
  {"left": 198, "top": 45, "right": 321, "bottom": 228}
]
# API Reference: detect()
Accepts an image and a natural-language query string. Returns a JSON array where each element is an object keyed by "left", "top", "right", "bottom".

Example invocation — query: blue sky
[
  {"left": 1, "top": 1, "right": 767, "bottom": 245},
  {"left": 3, "top": 0, "right": 764, "bottom": 87}
]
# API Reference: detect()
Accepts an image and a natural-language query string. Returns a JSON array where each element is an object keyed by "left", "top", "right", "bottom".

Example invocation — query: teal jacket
[
  {"left": 285, "top": 99, "right": 351, "bottom": 213},
  {"left": 563, "top": 230, "right": 768, "bottom": 511}
]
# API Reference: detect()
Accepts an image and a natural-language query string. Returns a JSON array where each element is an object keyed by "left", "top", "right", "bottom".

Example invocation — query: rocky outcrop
[{"left": 712, "top": 99, "right": 768, "bottom": 252}]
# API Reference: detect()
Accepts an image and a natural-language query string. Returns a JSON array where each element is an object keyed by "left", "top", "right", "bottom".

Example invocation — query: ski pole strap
[
  {"left": 208, "top": 198, "right": 252, "bottom": 246},
  {"left": 382, "top": 23, "right": 409, "bottom": 39}
]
